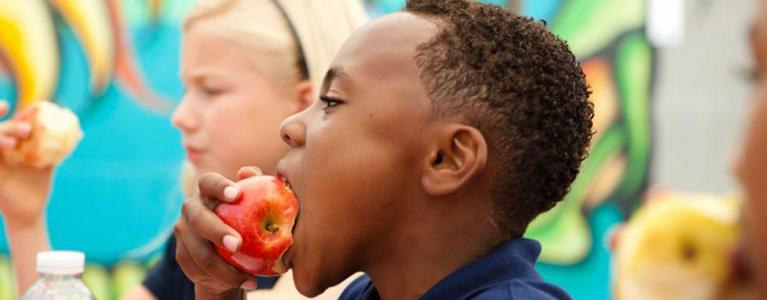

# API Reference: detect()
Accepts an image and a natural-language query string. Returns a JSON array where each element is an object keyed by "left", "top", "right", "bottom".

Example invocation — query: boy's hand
[
  {"left": 174, "top": 167, "right": 263, "bottom": 299},
  {"left": 0, "top": 101, "right": 53, "bottom": 228}
]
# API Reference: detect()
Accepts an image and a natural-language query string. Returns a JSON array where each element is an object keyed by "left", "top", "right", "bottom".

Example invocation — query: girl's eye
[{"left": 202, "top": 85, "right": 225, "bottom": 97}]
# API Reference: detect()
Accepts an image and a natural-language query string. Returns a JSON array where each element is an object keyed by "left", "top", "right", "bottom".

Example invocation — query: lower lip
[
  {"left": 283, "top": 246, "right": 295, "bottom": 270},
  {"left": 284, "top": 216, "right": 299, "bottom": 270},
  {"left": 186, "top": 148, "right": 203, "bottom": 162}
]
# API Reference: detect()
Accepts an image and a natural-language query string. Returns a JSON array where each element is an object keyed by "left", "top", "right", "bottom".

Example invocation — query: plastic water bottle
[{"left": 22, "top": 251, "right": 94, "bottom": 300}]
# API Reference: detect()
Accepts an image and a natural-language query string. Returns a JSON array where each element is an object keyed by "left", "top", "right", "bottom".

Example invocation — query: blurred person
[
  {"left": 610, "top": 1, "right": 767, "bottom": 299},
  {"left": 736, "top": 0, "right": 767, "bottom": 298}
]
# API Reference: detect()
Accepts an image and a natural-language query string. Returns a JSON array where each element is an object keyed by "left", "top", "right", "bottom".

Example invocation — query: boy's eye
[{"left": 320, "top": 95, "right": 344, "bottom": 110}]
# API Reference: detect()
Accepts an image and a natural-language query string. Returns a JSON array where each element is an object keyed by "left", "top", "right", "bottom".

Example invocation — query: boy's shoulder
[
  {"left": 470, "top": 279, "right": 572, "bottom": 300},
  {"left": 339, "top": 275, "right": 570, "bottom": 300},
  {"left": 339, "top": 275, "right": 376, "bottom": 300},
  {"left": 339, "top": 238, "right": 572, "bottom": 300}
]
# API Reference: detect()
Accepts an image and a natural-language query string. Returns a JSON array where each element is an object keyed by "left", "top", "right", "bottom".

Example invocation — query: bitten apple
[
  {"left": 214, "top": 175, "right": 298, "bottom": 276},
  {"left": 2, "top": 101, "right": 83, "bottom": 168}
]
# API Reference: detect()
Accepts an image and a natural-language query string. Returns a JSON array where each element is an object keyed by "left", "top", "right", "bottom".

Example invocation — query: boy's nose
[
  {"left": 171, "top": 97, "right": 200, "bottom": 133},
  {"left": 279, "top": 112, "right": 306, "bottom": 147}
]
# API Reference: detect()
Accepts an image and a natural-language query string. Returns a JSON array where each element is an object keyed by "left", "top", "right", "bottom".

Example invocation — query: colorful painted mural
[
  {"left": 0, "top": 0, "right": 654, "bottom": 299},
  {"left": 0, "top": 1, "right": 191, "bottom": 298},
  {"left": 523, "top": 0, "right": 654, "bottom": 299}
]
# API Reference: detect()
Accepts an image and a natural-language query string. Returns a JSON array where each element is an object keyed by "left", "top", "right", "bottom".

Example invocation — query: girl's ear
[{"left": 295, "top": 81, "right": 314, "bottom": 112}]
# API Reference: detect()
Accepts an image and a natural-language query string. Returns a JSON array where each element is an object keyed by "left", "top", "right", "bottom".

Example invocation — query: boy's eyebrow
[{"left": 321, "top": 66, "right": 348, "bottom": 91}]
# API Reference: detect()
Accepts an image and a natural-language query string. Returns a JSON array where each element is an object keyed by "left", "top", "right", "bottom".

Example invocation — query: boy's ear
[
  {"left": 294, "top": 81, "right": 314, "bottom": 112},
  {"left": 422, "top": 124, "right": 488, "bottom": 197}
]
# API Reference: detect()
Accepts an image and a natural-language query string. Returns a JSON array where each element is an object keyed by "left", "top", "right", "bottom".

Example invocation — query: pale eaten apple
[{"left": 2, "top": 101, "right": 83, "bottom": 168}]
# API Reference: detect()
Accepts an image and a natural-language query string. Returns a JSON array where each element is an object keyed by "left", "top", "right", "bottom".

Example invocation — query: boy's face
[{"left": 276, "top": 13, "right": 438, "bottom": 296}]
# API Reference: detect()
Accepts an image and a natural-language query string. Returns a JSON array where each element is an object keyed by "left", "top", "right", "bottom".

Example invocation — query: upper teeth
[{"left": 280, "top": 175, "right": 291, "bottom": 188}]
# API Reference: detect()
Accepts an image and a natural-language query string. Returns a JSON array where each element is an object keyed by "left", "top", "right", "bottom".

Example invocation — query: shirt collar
[{"left": 420, "top": 238, "right": 543, "bottom": 300}]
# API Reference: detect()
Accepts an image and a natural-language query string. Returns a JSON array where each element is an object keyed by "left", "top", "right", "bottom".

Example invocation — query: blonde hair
[{"left": 183, "top": 0, "right": 368, "bottom": 90}]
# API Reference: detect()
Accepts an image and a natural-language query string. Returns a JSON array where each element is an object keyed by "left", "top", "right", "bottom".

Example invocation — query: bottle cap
[{"left": 36, "top": 251, "right": 85, "bottom": 275}]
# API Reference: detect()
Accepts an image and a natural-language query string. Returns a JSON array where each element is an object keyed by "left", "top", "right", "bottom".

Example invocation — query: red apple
[{"left": 214, "top": 175, "right": 298, "bottom": 276}]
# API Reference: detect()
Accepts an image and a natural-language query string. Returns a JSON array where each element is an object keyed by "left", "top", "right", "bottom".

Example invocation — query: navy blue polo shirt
[{"left": 339, "top": 238, "right": 571, "bottom": 300}]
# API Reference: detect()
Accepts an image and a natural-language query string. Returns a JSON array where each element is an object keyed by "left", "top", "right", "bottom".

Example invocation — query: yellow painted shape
[
  {"left": 0, "top": 0, "right": 58, "bottom": 108},
  {"left": 49, "top": 0, "right": 115, "bottom": 94}
]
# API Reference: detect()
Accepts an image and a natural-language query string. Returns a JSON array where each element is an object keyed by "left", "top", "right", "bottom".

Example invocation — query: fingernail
[
  {"left": 224, "top": 186, "right": 240, "bottom": 200},
  {"left": 240, "top": 280, "right": 257, "bottom": 290},
  {"left": 0, "top": 137, "right": 16, "bottom": 149},
  {"left": 18, "top": 123, "right": 31, "bottom": 134},
  {"left": 223, "top": 235, "right": 240, "bottom": 252}
]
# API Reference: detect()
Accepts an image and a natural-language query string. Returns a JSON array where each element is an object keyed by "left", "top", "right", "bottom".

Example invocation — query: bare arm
[
  {"left": 5, "top": 216, "right": 50, "bottom": 295},
  {"left": 0, "top": 101, "right": 55, "bottom": 295}
]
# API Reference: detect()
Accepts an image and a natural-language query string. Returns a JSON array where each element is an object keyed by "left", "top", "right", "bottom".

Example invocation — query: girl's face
[{"left": 173, "top": 27, "right": 307, "bottom": 179}]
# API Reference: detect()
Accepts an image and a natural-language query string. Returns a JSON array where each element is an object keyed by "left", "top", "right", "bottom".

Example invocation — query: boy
[{"left": 173, "top": 0, "right": 593, "bottom": 299}]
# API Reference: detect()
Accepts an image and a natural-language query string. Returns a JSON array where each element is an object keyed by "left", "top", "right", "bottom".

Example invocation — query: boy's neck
[{"left": 362, "top": 194, "right": 506, "bottom": 300}]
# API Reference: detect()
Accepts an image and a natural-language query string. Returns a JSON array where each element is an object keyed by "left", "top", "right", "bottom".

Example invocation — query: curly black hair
[{"left": 406, "top": 0, "right": 593, "bottom": 237}]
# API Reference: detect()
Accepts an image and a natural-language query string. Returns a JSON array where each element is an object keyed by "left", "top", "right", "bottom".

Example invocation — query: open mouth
[
  {"left": 278, "top": 174, "right": 293, "bottom": 191},
  {"left": 276, "top": 171, "right": 300, "bottom": 270},
  {"left": 279, "top": 175, "right": 299, "bottom": 236}
]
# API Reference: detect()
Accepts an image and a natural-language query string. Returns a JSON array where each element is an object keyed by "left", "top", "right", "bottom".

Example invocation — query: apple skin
[{"left": 214, "top": 175, "right": 298, "bottom": 276}]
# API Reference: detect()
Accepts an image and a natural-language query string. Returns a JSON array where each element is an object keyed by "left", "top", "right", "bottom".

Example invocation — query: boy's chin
[{"left": 292, "top": 266, "right": 331, "bottom": 297}]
